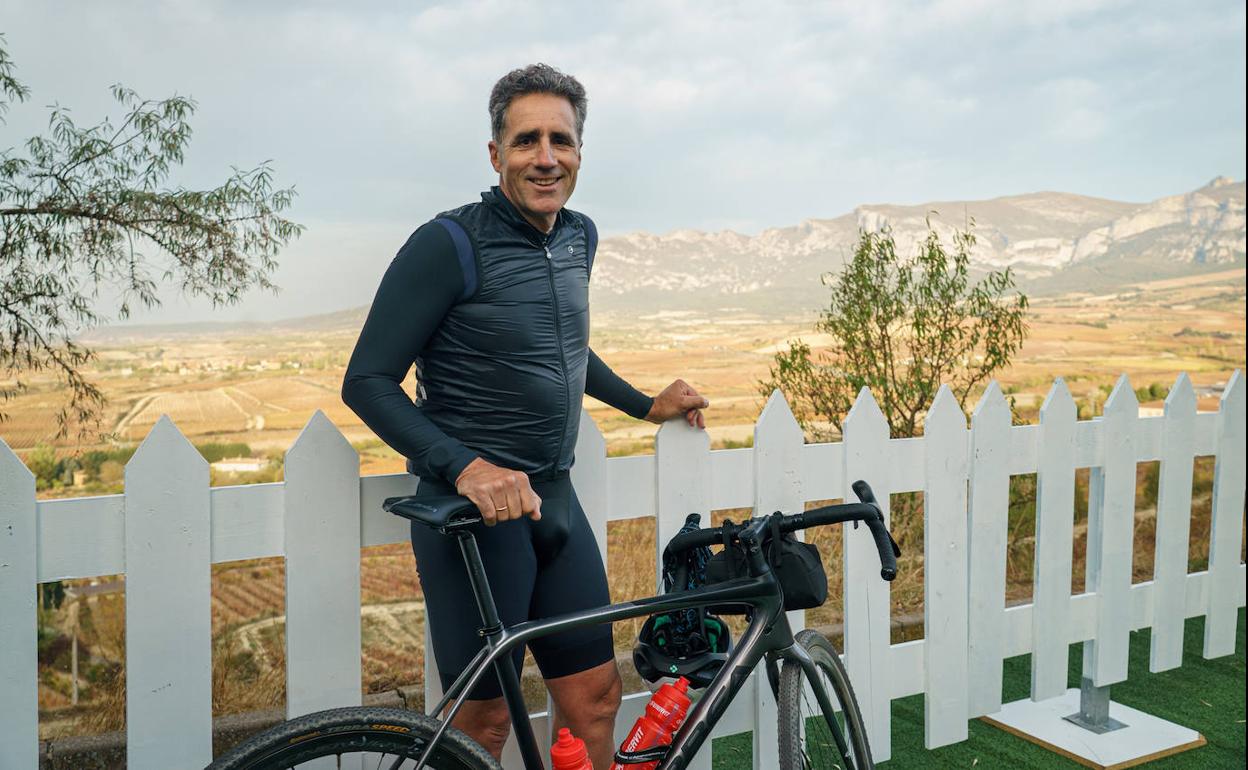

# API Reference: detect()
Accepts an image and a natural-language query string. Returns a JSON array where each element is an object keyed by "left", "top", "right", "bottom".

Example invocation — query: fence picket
[
  {"left": 752, "top": 390, "right": 805, "bottom": 765},
  {"left": 1084, "top": 376, "right": 1137, "bottom": 686},
  {"left": 0, "top": 439, "right": 38, "bottom": 770},
  {"left": 1205, "top": 369, "right": 1245, "bottom": 657},
  {"left": 923, "top": 386, "right": 969, "bottom": 747},
  {"left": 284, "top": 411, "right": 362, "bottom": 723},
  {"left": 573, "top": 409, "right": 610, "bottom": 564},
  {"left": 1032, "top": 379, "right": 1077, "bottom": 700},
  {"left": 123, "top": 417, "right": 213, "bottom": 769},
  {"left": 655, "top": 417, "right": 712, "bottom": 770},
  {"left": 1150, "top": 374, "right": 1196, "bottom": 671},
  {"left": 967, "top": 382, "right": 1011, "bottom": 717},
  {"left": 842, "top": 387, "right": 893, "bottom": 760}
]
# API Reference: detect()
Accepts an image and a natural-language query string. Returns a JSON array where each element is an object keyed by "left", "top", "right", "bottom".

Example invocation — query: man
[{"left": 341, "top": 63, "right": 709, "bottom": 766}]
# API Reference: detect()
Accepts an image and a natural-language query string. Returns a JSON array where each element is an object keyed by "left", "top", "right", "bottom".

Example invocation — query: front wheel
[
  {"left": 777, "top": 629, "right": 873, "bottom": 770},
  {"left": 208, "top": 706, "right": 501, "bottom": 770}
]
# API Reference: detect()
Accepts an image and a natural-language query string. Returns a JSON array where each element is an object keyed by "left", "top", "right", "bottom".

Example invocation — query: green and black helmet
[{"left": 632, "top": 610, "right": 732, "bottom": 689}]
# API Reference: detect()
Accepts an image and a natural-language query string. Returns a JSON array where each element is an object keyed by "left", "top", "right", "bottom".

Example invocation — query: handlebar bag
[
  {"left": 765, "top": 513, "right": 827, "bottom": 610},
  {"left": 705, "top": 514, "right": 828, "bottom": 611}
]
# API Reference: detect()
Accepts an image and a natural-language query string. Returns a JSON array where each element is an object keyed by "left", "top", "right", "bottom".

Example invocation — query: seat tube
[{"left": 454, "top": 531, "right": 545, "bottom": 769}]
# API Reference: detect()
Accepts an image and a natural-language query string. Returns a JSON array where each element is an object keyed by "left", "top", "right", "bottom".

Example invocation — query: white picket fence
[{"left": 1, "top": 372, "right": 1245, "bottom": 769}]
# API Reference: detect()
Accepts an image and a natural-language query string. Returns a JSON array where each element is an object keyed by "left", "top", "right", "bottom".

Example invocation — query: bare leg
[
  {"left": 547, "top": 660, "right": 623, "bottom": 769},
  {"left": 448, "top": 697, "right": 511, "bottom": 761}
]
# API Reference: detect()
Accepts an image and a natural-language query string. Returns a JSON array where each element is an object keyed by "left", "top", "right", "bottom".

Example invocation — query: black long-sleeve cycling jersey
[{"left": 341, "top": 188, "right": 653, "bottom": 485}]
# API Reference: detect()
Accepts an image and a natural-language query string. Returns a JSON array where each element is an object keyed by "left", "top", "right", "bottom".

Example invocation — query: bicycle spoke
[
  {"left": 383, "top": 751, "right": 411, "bottom": 770},
  {"left": 802, "top": 672, "right": 852, "bottom": 768}
]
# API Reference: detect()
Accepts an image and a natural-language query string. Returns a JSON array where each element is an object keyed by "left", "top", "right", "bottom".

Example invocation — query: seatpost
[{"left": 455, "top": 531, "right": 503, "bottom": 632}]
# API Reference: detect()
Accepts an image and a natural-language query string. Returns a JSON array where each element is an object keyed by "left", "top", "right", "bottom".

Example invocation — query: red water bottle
[
  {"left": 609, "top": 677, "right": 693, "bottom": 770},
  {"left": 551, "top": 727, "right": 594, "bottom": 770}
]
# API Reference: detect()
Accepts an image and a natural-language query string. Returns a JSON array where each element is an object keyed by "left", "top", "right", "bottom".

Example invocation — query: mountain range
[
  {"left": 589, "top": 176, "right": 1245, "bottom": 314},
  {"left": 86, "top": 178, "right": 1245, "bottom": 341}
]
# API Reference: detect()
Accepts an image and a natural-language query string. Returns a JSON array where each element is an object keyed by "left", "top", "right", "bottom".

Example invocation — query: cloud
[
  {"left": 0, "top": 0, "right": 1242, "bottom": 323},
  {"left": 1037, "top": 77, "right": 1109, "bottom": 142}
]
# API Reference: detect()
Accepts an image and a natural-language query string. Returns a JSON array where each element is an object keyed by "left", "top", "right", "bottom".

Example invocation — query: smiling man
[{"left": 341, "top": 64, "right": 709, "bottom": 766}]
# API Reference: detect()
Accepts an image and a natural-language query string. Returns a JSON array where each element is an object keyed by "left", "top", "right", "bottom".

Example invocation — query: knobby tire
[
  {"left": 777, "top": 629, "right": 873, "bottom": 770},
  {"left": 207, "top": 706, "right": 501, "bottom": 770}
]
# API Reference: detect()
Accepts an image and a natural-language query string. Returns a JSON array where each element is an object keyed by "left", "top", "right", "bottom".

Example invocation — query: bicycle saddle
[{"left": 383, "top": 494, "right": 481, "bottom": 531}]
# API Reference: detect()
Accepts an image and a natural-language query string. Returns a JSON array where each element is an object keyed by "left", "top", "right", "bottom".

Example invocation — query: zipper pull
[{"left": 544, "top": 246, "right": 552, "bottom": 260}]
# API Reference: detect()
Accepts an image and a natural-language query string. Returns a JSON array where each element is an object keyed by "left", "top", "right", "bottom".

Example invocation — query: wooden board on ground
[{"left": 981, "top": 689, "right": 1207, "bottom": 769}]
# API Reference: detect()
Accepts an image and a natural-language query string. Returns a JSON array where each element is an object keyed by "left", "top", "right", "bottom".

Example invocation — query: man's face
[{"left": 489, "top": 92, "right": 581, "bottom": 233}]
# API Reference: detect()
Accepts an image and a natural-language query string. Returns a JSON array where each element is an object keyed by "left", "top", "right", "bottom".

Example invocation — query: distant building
[{"left": 211, "top": 458, "right": 266, "bottom": 473}]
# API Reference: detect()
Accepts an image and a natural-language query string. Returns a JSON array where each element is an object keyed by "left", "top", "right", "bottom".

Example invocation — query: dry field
[
  {"left": 5, "top": 268, "right": 1242, "bottom": 461},
  {"left": 16, "top": 267, "right": 1245, "bottom": 738}
]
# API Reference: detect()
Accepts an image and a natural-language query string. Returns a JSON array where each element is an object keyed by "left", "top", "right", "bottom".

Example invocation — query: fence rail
[{"left": 1, "top": 372, "right": 1244, "bottom": 769}]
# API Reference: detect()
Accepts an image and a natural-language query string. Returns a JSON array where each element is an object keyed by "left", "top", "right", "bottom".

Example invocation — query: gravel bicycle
[{"left": 208, "top": 480, "right": 900, "bottom": 770}]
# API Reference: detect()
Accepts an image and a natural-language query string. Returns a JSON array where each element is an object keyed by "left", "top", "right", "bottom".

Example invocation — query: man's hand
[
  {"left": 454, "top": 458, "right": 542, "bottom": 526},
  {"left": 645, "top": 379, "right": 709, "bottom": 429}
]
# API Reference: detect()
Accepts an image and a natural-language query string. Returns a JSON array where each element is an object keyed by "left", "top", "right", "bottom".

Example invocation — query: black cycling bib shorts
[{"left": 409, "top": 472, "right": 614, "bottom": 700}]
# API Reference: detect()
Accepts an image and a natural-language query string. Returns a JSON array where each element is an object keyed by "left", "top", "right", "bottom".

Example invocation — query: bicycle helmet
[
  {"left": 632, "top": 610, "right": 732, "bottom": 689},
  {"left": 633, "top": 513, "right": 734, "bottom": 689}
]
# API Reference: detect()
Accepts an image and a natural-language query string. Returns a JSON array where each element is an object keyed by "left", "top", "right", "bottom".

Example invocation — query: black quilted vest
[{"left": 409, "top": 186, "right": 595, "bottom": 479}]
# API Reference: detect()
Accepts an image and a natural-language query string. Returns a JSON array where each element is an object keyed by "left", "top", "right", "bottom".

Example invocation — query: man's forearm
[
  {"left": 585, "top": 348, "right": 653, "bottom": 419},
  {"left": 341, "top": 373, "right": 479, "bottom": 483}
]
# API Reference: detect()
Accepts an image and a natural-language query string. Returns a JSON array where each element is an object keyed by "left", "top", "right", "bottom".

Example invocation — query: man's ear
[{"left": 488, "top": 140, "right": 502, "bottom": 173}]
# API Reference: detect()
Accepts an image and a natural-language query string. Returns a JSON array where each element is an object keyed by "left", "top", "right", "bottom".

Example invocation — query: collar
[{"left": 482, "top": 185, "right": 564, "bottom": 240}]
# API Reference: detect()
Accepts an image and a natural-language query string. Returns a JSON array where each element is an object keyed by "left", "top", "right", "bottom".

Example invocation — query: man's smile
[{"left": 490, "top": 92, "right": 581, "bottom": 231}]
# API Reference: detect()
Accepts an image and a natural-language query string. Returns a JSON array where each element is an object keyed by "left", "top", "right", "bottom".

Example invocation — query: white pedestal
[{"left": 981, "top": 689, "right": 1206, "bottom": 769}]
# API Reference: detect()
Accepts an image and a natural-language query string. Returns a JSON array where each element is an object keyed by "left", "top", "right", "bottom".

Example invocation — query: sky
[{"left": 1, "top": 0, "right": 1244, "bottom": 324}]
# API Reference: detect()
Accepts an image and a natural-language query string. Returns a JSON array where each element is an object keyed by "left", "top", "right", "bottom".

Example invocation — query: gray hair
[{"left": 489, "top": 63, "right": 587, "bottom": 143}]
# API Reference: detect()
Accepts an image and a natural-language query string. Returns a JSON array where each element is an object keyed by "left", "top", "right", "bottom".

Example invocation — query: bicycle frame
[{"left": 410, "top": 525, "right": 839, "bottom": 770}]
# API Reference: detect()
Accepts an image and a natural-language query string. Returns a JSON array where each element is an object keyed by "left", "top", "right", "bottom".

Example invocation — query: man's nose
[{"left": 535, "top": 138, "right": 557, "bottom": 166}]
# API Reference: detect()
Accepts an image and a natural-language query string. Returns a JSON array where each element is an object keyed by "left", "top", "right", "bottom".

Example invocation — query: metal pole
[
  {"left": 1063, "top": 677, "right": 1127, "bottom": 734},
  {"left": 71, "top": 630, "right": 78, "bottom": 706},
  {"left": 69, "top": 595, "right": 80, "bottom": 706}
]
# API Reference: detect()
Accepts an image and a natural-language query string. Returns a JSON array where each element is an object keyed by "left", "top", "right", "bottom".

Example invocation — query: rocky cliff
[{"left": 590, "top": 177, "right": 1245, "bottom": 312}]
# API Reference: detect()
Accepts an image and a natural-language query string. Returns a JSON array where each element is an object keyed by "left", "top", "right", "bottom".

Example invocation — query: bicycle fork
[{"left": 782, "top": 642, "right": 855, "bottom": 766}]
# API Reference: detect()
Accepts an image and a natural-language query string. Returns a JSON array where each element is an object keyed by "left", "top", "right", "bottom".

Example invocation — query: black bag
[{"left": 706, "top": 513, "right": 828, "bottom": 611}]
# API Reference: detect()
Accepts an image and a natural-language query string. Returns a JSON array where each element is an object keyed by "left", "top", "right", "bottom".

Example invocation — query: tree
[
  {"left": 760, "top": 221, "right": 1028, "bottom": 439},
  {"left": 0, "top": 36, "right": 302, "bottom": 438},
  {"left": 25, "top": 442, "right": 61, "bottom": 490}
]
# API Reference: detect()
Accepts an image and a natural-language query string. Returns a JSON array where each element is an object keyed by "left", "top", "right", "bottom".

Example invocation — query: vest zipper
[{"left": 543, "top": 235, "right": 571, "bottom": 470}]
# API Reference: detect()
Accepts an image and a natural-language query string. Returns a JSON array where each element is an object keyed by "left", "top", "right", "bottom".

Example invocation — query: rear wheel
[
  {"left": 208, "top": 706, "right": 500, "bottom": 770},
  {"left": 777, "top": 629, "right": 873, "bottom": 770}
]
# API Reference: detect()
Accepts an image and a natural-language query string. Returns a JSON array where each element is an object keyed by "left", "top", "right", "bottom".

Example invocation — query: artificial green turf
[{"left": 711, "top": 609, "right": 1245, "bottom": 768}]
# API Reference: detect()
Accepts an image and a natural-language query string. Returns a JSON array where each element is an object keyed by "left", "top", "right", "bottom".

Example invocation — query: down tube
[{"left": 659, "top": 612, "right": 772, "bottom": 769}]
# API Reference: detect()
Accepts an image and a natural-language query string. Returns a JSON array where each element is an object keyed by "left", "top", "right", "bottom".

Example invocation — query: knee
[
  {"left": 584, "top": 667, "right": 624, "bottom": 723},
  {"left": 551, "top": 661, "right": 624, "bottom": 730}
]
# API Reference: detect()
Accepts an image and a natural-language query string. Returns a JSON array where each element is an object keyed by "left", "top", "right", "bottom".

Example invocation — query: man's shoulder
[
  {"left": 562, "top": 207, "right": 595, "bottom": 234},
  {"left": 434, "top": 198, "right": 487, "bottom": 224}
]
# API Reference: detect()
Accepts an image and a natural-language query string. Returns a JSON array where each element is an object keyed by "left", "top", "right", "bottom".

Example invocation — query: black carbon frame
[{"left": 412, "top": 530, "right": 847, "bottom": 770}]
